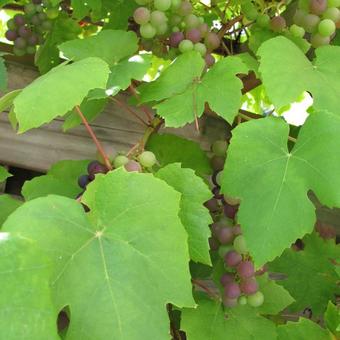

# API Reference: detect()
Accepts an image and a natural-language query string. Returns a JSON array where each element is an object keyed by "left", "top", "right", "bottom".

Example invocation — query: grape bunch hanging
[
  {"left": 206, "top": 140, "right": 265, "bottom": 308},
  {"left": 133, "top": 0, "right": 221, "bottom": 66},
  {"left": 5, "top": 0, "right": 58, "bottom": 57}
]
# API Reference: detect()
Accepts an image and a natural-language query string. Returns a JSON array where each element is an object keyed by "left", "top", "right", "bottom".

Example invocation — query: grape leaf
[
  {"left": 0, "top": 90, "right": 21, "bottom": 114},
  {"left": 104, "top": 0, "right": 137, "bottom": 30},
  {"left": 155, "top": 56, "right": 248, "bottom": 127},
  {"left": 59, "top": 30, "right": 138, "bottom": 66},
  {"left": 138, "top": 51, "right": 205, "bottom": 103},
  {"left": 0, "top": 166, "right": 11, "bottom": 182},
  {"left": 0, "top": 234, "right": 58, "bottom": 339},
  {"left": 269, "top": 233, "right": 340, "bottom": 315},
  {"left": 3, "top": 169, "right": 194, "bottom": 339},
  {"left": 147, "top": 133, "right": 211, "bottom": 175},
  {"left": 277, "top": 318, "right": 331, "bottom": 340},
  {"left": 221, "top": 111, "right": 340, "bottom": 266},
  {"left": 22, "top": 160, "right": 89, "bottom": 200},
  {"left": 258, "top": 36, "right": 340, "bottom": 112},
  {"left": 181, "top": 296, "right": 277, "bottom": 340},
  {"left": 156, "top": 163, "right": 212, "bottom": 265},
  {"left": 13, "top": 58, "right": 109, "bottom": 133},
  {"left": 71, "top": 0, "right": 102, "bottom": 19},
  {"left": 0, "top": 195, "right": 22, "bottom": 226},
  {"left": 324, "top": 301, "right": 340, "bottom": 335},
  {"left": 0, "top": 56, "right": 7, "bottom": 91}
]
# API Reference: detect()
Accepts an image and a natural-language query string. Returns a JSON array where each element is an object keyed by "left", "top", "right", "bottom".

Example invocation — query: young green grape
[
  {"left": 184, "top": 14, "right": 200, "bottom": 28},
  {"left": 289, "top": 24, "right": 305, "bottom": 38},
  {"left": 113, "top": 155, "right": 129, "bottom": 168},
  {"left": 327, "top": 0, "right": 340, "bottom": 7},
  {"left": 318, "top": 19, "right": 336, "bottom": 36},
  {"left": 179, "top": 39, "right": 194, "bottom": 53},
  {"left": 247, "top": 291, "right": 264, "bottom": 307},
  {"left": 138, "top": 151, "right": 157, "bottom": 167},
  {"left": 140, "top": 23, "right": 157, "bottom": 39},
  {"left": 134, "top": 7, "right": 151, "bottom": 25},
  {"left": 256, "top": 14, "right": 270, "bottom": 28},
  {"left": 154, "top": 0, "right": 171, "bottom": 11},
  {"left": 171, "top": 0, "right": 181, "bottom": 9},
  {"left": 238, "top": 296, "right": 248, "bottom": 306},
  {"left": 212, "top": 140, "right": 228, "bottom": 157},
  {"left": 194, "top": 42, "right": 207, "bottom": 56},
  {"left": 323, "top": 7, "right": 340, "bottom": 22},
  {"left": 233, "top": 235, "right": 248, "bottom": 255},
  {"left": 150, "top": 10, "right": 168, "bottom": 27},
  {"left": 302, "top": 14, "right": 320, "bottom": 33},
  {"left": 178, "top": 0, "right": 193, "bottom": 16},
  {"left": 46, "top": 7, "right": 59, "bottom": 19}
]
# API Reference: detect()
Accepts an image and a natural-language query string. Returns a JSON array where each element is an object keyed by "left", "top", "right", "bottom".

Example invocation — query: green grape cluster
[
  {"left": 292, "top": 0, "right": 339, "bottom": 48},
  {"left": 133, "top": 0, "right": 220, "bottom": 66},
  {"left": 5, "top": 0, "right": 59, "bottom": 56}
]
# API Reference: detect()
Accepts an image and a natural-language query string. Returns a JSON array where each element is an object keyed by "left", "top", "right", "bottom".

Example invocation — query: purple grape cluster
[
  {"left": 133, "top": 0, "right": 220, "bottom": 67},
  {"left": 5, "top": 0, "right": 56, "bottom": 57}
]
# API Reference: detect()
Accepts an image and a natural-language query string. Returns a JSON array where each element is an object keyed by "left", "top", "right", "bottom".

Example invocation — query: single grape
[
  {"left": 171, "top": 0, "right": 181, "bottom": 9},
  {"left": 154, "top": 0, "right": 171, "bottom": 11},
  {"left": 78, "top": 174, "right": 90, "bottom": 189},
  {"left": 5, "top": 30, "right": 17, "bottom": 41},
  {"left": 218, "top": 244, "right": 233, "bottom": 258},
  {"left": 232, "top": 225, "right": 242, "bottom": 236},
  {"left": 205, "top": 32, "right": 220, "bottom": 50},
  {"left": 14, "top": 14, "right": 26, "bottom": 27},
  {"left": 224, "top": 203, "right": 238, "bottom": 220},
  {"left": 289, "top": 24, "right": 305, "bottom": 38},
  {"left": 302, "top": 13, "right": 320, "bottom": 33},
  {"left": 184, "top": 14, "right": 200, "bottom": 29},
  {"left": 215, "top": 172, "right": 223, "bottom": 186},
  {"left": 134, "top": 7, "right": 151, "bottom": 25},
  {"left": 220, "top": 272, "right": 234, "bottom": 286},
  {"left": 30, "top": 14, "right": 41, "bottom": 26},
  {"left": 311, "top": 32, "right": 330, "bottom": 47},
  {"left": 223, "top": 296, "right": 238, "bottom": 307},
  {"left": 169, "top": 31, "right": 184, "bottom": 47},
  {"left": 178, "top": 1, "right": 193, "bottom": 16},
  {"left": 256, "top": 14, "right": 270, "bottom": 28},
  {"left": 140, "top": 23, "right": 157, "bottom": 39},
  {"left": 124, "top": 160, "right": 142, "bottom": 172},
  {"left": 309, "top": 0, "right": 327, "bottom": 15},
  {"left": 46, "top": 7, "right": 59, "bottom": 19},
  {"left": 13, "top": 47, "right": 26, "bottom": 56},
  {"left": 138, "top": 151, "right": 157, "bottom": 167},
  {"left": 198, "top": 23, "right": 209, "bottom": 37},
  {"left": 217, "top": 227, "right": 234, "bottom": 244},
  {"left": 156, "top": 22, "right": 168, "bottom": 35},
  {"left": 35, "top": 4, "right": 44, "bottom": 13},
  {"left": 247, "top": 291, "right": 264, "bottom": 307},
  {"left": 27, "top": 34, "right": 39, "bottom": 46},
  {"left": 293, "top": 9, "right": 307, "bottom": 26},
  {"left": 208, "top": 237, "right": 219, "bottom": 251},
  {"left": 24, "top": 3, "right": 37, "bottom": 16},
  {"left": 270, "top": 16, "right": 286, "bottom": 32},
  {"left": 26, "top": 46, "right": 36, "bottom": 54},
  {"left": 212, "top": 140, "right": 228, "bottom": 157},
  {"left": 323, "top": 7, "right": 340, "bottom": 22},
  {"left": 223, "top": 195, "right": 240, "bottom": 206},
  {"left": 240, "top": 278, "right": 259, "bottom": 295},
  {"left": 210, "top": 222, "right": 221, "bottom": 238},
  {"left": 186, "top": 28, "right": 201, "bottom": 43},
  {"left": 38, "top": 12, "right": 47, "bottom": 21},
  {"left": 14, "top": 37, "right": 27, "bottom": 49},
  {"left": 87, "top": 161, "right": 107, "bottom": 178},
  {"left": 238, "top": 296, "right": 248, "bottom": 305},
  {"left": 113, "top": 155, "right": 129, "bottom": 168},
  {"left": 193, "top": 42, "right": 207, "bottom": 56},
  {"left": 233, "top": 235, "right": 248, "bottom": 254},
  {"left": 224, "top": 282, "right": 241, "bottom": 299},
  {"left": 205, "top": 53, "right": 215, "bottom": 67},
  {"left": 237, "top": 261, "right": 255, "bottom": 278},
  {"left": 18, "top": 26, "right": 32, "bottom": 38},
  {"left": 179, "top": 39, "right": 194, "bottom": 53},
  {"left": 224, "top": 250, "right": 242, "bottom": 267},
  {"left": 318, "top": 19, "right": 336, "bottom": 36},
  {"left": 150, "top": 10, "right": 168, "bottom": 27},
  {"left": 210, "top": 155, "right": 224, "bottom": 171},
  {"left": 204, "top": 198, "right": 220, "bottom": 212}
]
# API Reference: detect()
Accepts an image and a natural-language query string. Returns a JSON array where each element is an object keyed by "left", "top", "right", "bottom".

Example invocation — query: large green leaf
[
  {"left": 0, "top": 56, "right": 7, "bottom": 92},
  {"left": 221, "top": 111, "right": 340, "bottom": 266},
  {"left": 0, "top": 166, "right": 11, "bottom": 182},
  {"left": 104, "top": 0, "right": 137, "bottom": 30},
  {"left": 269, "top": 233, "right": 340, "bottom": 315},
  {"left": 59, "top": 30, "right": 138, "bottom": 66},
  {"left": 181, "top": 297, "right": 277, "bottom": 340},
  {"left": 0, "top": 195, "right": 22, "bottom": 226},
  {"left": 22, "top": 160, "right": 89, "bottom": 200},
  {"left": 0, "top": 90, "right": 21, "bottom": 114},
  {"left": 258, "top": 36, "right": 340, "bottom": 112},
  {"left": 147, "top": 133, "right": 211, "bottom": 176},
  {"left": 156, "top": 163, "right": 212, "bottom": 265},
  {"left": 277, "top": 318, "right": 331, "bottom": 340},
  {"left": 2, "top": 169, "right": 194, "bottom": 339},
  {"left": 71, "top": 0, "right": 102, "bottom": 19},
  {"left": 155, "top": 56, "right": 248, "bottom": 127},
  {"left": 13, "top": 58, "right": 109, "bottom": 133}
]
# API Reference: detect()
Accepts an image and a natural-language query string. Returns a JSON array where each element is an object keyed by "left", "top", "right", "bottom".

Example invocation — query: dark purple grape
[
  {"left": 240, "top": 278, "right": 258, "bottom": 295},
  {"left": 87, "top": 161, "right": 107, "bottom": 178},
  {"left": 78, "top": 175, "right": 90, "bottom": 189},
  {"left": 208, "top": 237, "right": 219, "bottom": 251},
  {"left": 232, "top": 225, "right": 242, "bottom": 236},
  {"left": 217, "top": 227, "right": 234, "bottom": 244},
  {"left": 224, "top": 282, "right": 241, "bottom": 299},
  {"left": 5, "top": 30, "right": 17, "bottom": 41},
  {"left": 18, "top": 26, "right": 32, "bottom": 38},
  {"left": 237, "top": 261, "right": 255, "bottom": 278},
  {"left": 210, "top": 155, "right": 225, "bottom": 171},
  {"left": 14, "top": 14, "right": 26, "bottom": 27},
  {"left": 224, "top": 250, "right": 242, "bottom": 267},
  {"left": 310, "top": 0, "right": 327, "bottom": 15},
  {"left": 169, "top": 31, "right": 184, "bottom": 47},
  {"left": 185, "top": 28, "right": 201, "bottom": 43},
  {"left": 220, "top": 272, "right": 234, "bottom": 286},
  {"left": 223, "top": 296, "right": 238, "bottom": 307},
  {"left": 27, "top": 34, "right": 38, "bottom": 46},
  {"left": 124, "top": 160, "right": 142, "bottom": 172},
  {"left": 14, "top": 37, "right": 27, "bottom": 49},
  {"left": 204, "top": 198, "right": 220, "bottom": 212}
]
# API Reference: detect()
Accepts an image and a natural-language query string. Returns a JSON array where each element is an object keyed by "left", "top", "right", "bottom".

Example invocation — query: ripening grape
[
  {"left": 205, "top": 32, "right": 220, "bottom": 50},
  {"left": 224, "top": 250, "right": 242, "bottom": 267},
  {"left": 220, "top": 272, "right": 234, "bottom": 286},
  {"left": 293, "top": 9, "right": 307, "bottom": 26},
  {"left": 198, "top": 23, "right": 209, "bottom": 37},
  {"left": 184, "top": 14, "right": 200, "bottom": 28},
  {"left": 169, "top": 31, "right": 184, "bottom": 47},
  {"left": 14, "top": 14, "right": 26, "bottom": 26},
  {"left": 223, "top": 296, "right": 238, "bottom": 307},
  {"left": 134, "top": 7, "right": 151, "bottom": 25},
  {"left": 156, "top": 22, "right": 168, "bottom": 35},
  {"left": 28, "top": 34, "right": 39, "bottom": 45},
  {"left": 88, "top": 161, "right": 107, "bottom": 178},
  {"left": 224, "top": 282, "right": 241, "bottom": 299},
  {"left": 289, "top": 24, "right": 305, "bottom": 38},
  {"left": 309, "top": 0, "right": 327, "bottom": 15},
  {"left": 154, "top": 0, "right": 171, "bottom": 11},
  {"left": 240, "top": 278, "right": 258, "bottom": 295},
  {"left": 13, "top": 47, "right": 26, "bottom": 56},
  {"left": 171, "top": 0, "right": 181, "bottom": 9},
  {"left": 124, "top": 160, "right": 142, "bottom": 172},
  {"left": 302, "top": 13, "right": 320, "bottom": 33},
  {"left": 204, "top": 198, "right": 220, "bottom": 212},
  {"left": 205, "top": 53, "right": 215, "bottom": 67},
  {"left": 18, "top": 26, "right": 32, "bottom": 38},
  {"left": 256, "top": 14, "right": 270, "bottom": 28},
  {"left": 150, "top": 10, "right": 168, "bottom": 27},
  {"left": 5, "top": 30, "right": 17, "bottom": 41},
  {"left": 138, "top": 151, "right": 157, "bottom": 167},
  {"left": 323, "top": 7, "right": 340, "bottom": 22},
  {"left": 217, "top": 227, "right": 234, "bottom": 244},
  {"left": 270, "top": 16, "right": 286, "bottom": 32},
  {"left": 179, "top": 39, "right": 194, "bottom": 53},
  {"left": 318, "top": 19, "right": 336, "bottom": 36},
  {"left": 212, "top": 140, "right": 228, "bottom": 157},
  {"left": 140, "top": 23, "right": 157, "bottom": 39},
  {"left": 78, "top": 174, "right": 90, "bottom": 189},
  {"left": 194, "top": 42, "right": 207, "bottom": 56},
  {"left": 14, "top": 37, "right": 27, "bottom": 49},
  {"left": 238, "top": 296, "right": 248, "bottom": 305},
  {"left": 237, "top": 261, "right": 255, "bottom": 278},
  {"left": 247, "top": 291, "right": 264, "bottom": 307},
  {"left": 210, "top": 155, "right": 224, "bottom": 171},
  {"left": 113, "top": 155, "right": 129, "bottom": 168},
  {"left": 232, "top": 225, "right": 242, "bottom": 236},
  {"left": 185, "top": 28, "right": 201, "bottom": 43},
  {"left": 178, "top": 1, "right": 193, "bottom": 16},
  {"left": 233, "top": 235, "right": 248, "bottom": 254},
  {"left": 311, "top": 32, "right": 330, "bottom": 47}
]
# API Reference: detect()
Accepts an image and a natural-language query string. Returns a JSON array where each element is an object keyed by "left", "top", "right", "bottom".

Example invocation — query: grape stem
[
  {"left": 218, "top": 15, "right": 244, "bottom": 40},
  {"left": 192, "top": 279, "right": 220, "bottom": 300},
  {"left": 74, "top": 105, "right": 113, "bottom": 171}
]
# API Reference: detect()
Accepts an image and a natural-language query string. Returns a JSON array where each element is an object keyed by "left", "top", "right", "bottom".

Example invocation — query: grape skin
[
  {"left": 140, "top": 23, "right": 157, "bottom": 39},
  {"left": 169, "top": 31, "right": 184, "bottom": 47},
  {"left": 124, "top": 160, "right": 142, "bottom": 172},
  {"left": 134, "top": 7, "right": 151, "bottom": 25},
  {"left": 224, "top": 282, "right": 241, "bottom": 299},
  {"left": 270, "top": 16, "right": 286, "bottom": 32},
  {"left": 224, "top": 250, "right": 242, "bottom": 267},
  {"left": 309, "top": 0, "right": 327, "bottom": 15},
  {"left": 237, "top": 261, "right": 255, "bottom": 278},
  {"left": 318, "top": 19, "right": 336, "bottom": 36},
  {"left": 205, "top": 32, "right": 220, "bottom": 50},
  {"left": 138, "top": 151, "right": 157, "bottom": 167},
  {"left": 185, "top": 28, "right": 201, "bottom": 43},
  {"left": 179, "top": 39, "right": 194, "bottom": 53},
  {"left": 240, "top": 278, "right": 258, "bottom": 295},
  {"left": 247, "top": 291, "right": 264, "bottom": 307}
]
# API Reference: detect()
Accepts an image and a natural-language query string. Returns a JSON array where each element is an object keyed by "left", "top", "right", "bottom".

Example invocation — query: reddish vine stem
[
  {"left": 218, "top": 15, "right": 244, "bottom": 40},
  {"left": 129, "top": 84, "right": 154, "bottom": 123},
  {"left": 75, "top": 105, "right": 113, "bottom": 170},
  {"left": 110, "top": 97, "right": 149, "bottom": 127},
  {"left": 192, "top": 279, "right": 220, "bottom": 300}
]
